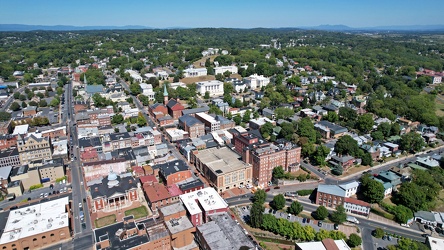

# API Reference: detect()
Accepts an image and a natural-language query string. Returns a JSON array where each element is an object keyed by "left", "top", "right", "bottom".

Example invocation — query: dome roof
[{"left": 108, "top": 171, "right": 118, "bottom": 181}]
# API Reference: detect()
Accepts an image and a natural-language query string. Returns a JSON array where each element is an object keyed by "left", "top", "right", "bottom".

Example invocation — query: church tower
[
  {"left": 163, "top": 83, "right": 169, "bottom": 105},
  {"left": 83, "top": 74, "right": 88, "bottom": 85}
]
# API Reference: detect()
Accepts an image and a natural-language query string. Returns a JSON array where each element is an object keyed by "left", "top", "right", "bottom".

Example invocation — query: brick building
[
  {"left": 166, "top": 99, "right": 185, "bottom": 119},
  {"left": 17, "top": 134, "right": 52, "bottom": 165},
  {"left": 316, "top": 182, "right": 360, "bottom": 209},
  {"left": 90, "top": 172, "right": 139, "bottom": 212},
  {"left": 243, "top": 140, "right": 301, "bottom": 187},
  {"left": 0, "top": 134, "right": 17, "bottom": 150},
  {"left": 157, "top": 160, "right": 193, "bottom": 186},
  {"left": 159, "top": 203, "right": 198, "bottom": 249},
  {"left": 179, "top": 115, "right": 205, "bottom": 139},
  {"left": 179, "top": 187, "right": 229, "bottom": 227},
  {"left": 144, "top": 183, "right": 179, "bottom": 211}
]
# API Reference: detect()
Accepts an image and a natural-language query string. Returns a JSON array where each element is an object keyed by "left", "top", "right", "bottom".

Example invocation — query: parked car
[
  {"left": 274, "top": 186, "right": 280, "bottom": 189},
  {"left": 79, "top": 203, "right": 82, "bottom": 208},
  {"left": 306, "top": 218, "right": 311, "bottom": 223},
  {"left": 287, "top": 214, "right": 291, "bottom": 219},
  {"left": 302, "top": 218, "right": 307, "bottom": 223},
  {"left": 40, "top": 193, "right": 44, "bottom": 198},
  {"left": 265, "top": 188, "right": 270, "bottom": 192},
  {"left": 44, "top": 193, "right": 48, "bottom": 198},
  {"left": 318, "top": 221, "right": 323, "bottom": 227},
  {"left": 334, "top": 223, "right": 339, "bottom": 230}
]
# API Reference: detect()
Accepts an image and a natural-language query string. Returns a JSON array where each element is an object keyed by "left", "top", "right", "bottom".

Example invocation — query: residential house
[
  {"left": 316, "top": 121, "right": 348, "bottom": 139},
  {"left": 329, "top": 155, "right": 355, "bottom": 170}
]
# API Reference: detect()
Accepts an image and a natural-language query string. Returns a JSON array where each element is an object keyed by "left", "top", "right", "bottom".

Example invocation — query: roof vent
[{"left": 47, "top": 224, "right": 52, "bottom": 229}]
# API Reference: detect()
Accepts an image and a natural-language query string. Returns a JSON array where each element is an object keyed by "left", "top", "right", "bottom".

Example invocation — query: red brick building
[
  {"left": 0, "top": 134, "right": 17, "bottom": 150},
  {"left": 243, "top": 140, "right": 301, "bottom": 187},
  {"left": 166, "top": 99, "right": 185, "bottom": 119},
  {"left": 144, "top": 183, "right": 179, "bottom": 211},
  {"left": 231, "top": 131, "right": 260, "bottom": 155},
  {"left": 90, "top": 173, "right": 139, "bottom": 212},
  {"left": 40, "top": 126, "right": 66, "bottom": 139},
  {"left": 179, "top": 115, "right": 205, "bottom": 139}
]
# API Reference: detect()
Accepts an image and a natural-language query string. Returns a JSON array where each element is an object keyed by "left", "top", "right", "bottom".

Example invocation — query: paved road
[
  {"left": 65, "top": 81, "right": 94, "bottom": 248},
  {"left": 227, "top": 194, "right": 425, "bottom": 244}
]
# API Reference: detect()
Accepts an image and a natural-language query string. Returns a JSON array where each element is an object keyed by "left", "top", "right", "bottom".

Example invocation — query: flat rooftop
[
  {"left": 179, "top": 187, "right": 228, "bottom": 216},
  {"left": 0, "top": 196, "right": 69, "bottom": 245},
  {"left": 196, "top": 112, "right": 218, "bottom": 124},
  {"left": 159, "top": 202, "right": 186, "bottom": 217},
  {"left": 198, "top": 212, "right": 255, "bottom": 250},
  {"left": 165, "top": 216, "right": 194, "bottom": 234},
  {"left": 194, "top": 147, "right": 250, "bottom": 176}
]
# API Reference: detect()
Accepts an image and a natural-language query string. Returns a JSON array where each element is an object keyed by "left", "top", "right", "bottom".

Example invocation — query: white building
[
  {"left": 156, "top": 70, "right": 169, "bottom": 80},
  {"left": 196, "top": 80, "right": 224, "bottom": 96},
  {"left": 296, "top": 239, "right": 350, "bottom": 250},
  {"left": 139, "top": 83, "right": 155, "bottom": 100},
  {"left": 344, "top": 197, "right": 371, "bottom": 216},
  {"left": 338, "top": 181, "right": 359, "bottom": 198},
  {"left": 170, "top": 82, "right": 187, "bottom": 90},
  {"left": 195, "top": 112, "right": 220, "bottom": 132},
  {"left": 183, "top": 68, "right": 207, "bottom": 78},
  {"left": 243, "top": 74, "right": 270, "bottom": 89},
  {"left": 125, "top": 69, "right": 143, "bottom": 83},
  {"left": 214, "top": 65, "right": 238, "bottom": 75}
]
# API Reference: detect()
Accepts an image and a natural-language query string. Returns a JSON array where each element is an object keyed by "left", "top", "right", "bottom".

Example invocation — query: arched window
[
  {"left": 42, "top": 236, "right": 46, "bottom": 239},
  {"left": 33, "top": 238, "right": 37, "bottom": 242}
]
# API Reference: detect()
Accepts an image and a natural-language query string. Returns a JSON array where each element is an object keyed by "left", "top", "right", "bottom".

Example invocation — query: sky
[{"left": 1, "top": 0, "right": 443, "bottom": 28}]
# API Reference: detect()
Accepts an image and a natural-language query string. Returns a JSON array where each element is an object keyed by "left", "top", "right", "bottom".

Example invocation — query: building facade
[
  {"left": 196, "top": 80, "right": 224, "bottom": 96},
  {"left": 17, "top": 134, "right": 52, "bottom": 165}
]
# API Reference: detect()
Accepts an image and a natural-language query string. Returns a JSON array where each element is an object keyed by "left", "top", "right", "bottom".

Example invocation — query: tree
[
  {"left": 112, "top": 114, "right": 124, "bottom": 124},
  {"left": 250, "top": 202, "right": 264, "bottom": 228},
  {"left": 334, "top": 135, "right": 359, "bottom": 157},
  {"left": 314, "top": 145, "right": 330, "bottom": 166},
  {"left": 377, "top": 122, "right": 392, "bottom": 138},
  {"left": 0, "top": 111, "right": 11, "bottom": 121},
  {"left": 21, "top": 101, "right": 28, "bottom": 108},
  {"left": 204, "top": 91, "right": 210, "bottom": 99},
  {"left": 39, "top": 99, "right": 47, "bottom": 107},
  {"left": 252, "top": 189, "right": 266, "bottom": 204},
  {"left": 325, "top": 111, "right": 339, "bottom": 122},
  {"left": 28, "top": 101, "right": 38, "bottom": 107},
  {"left": 10, "top": 102, "right": 20, "bottom": 111},
  {"left": 287, "top": 201, "right": 303, "bottom": 216},
  {"left": 274, "top": 107, "right": 294, "bottom": 120},
  {"left": 347, "top": 233, "right": 362, "bottom": 248},
  {"left": 361, "top": 152, "right": 373, "bottom": 166},
  {"left": 338, "top": 107, "right": 357, "bottom": 122},
  {"left": 271, "top": 194, "right": 285, "bottom": 210},
  {"left": 396, "top": 182, "right": 428, "bottom": 212},
  {"left": 371, "top": 131, "right": 384, "bottom": 141},
  {"left": 392, "top": 205, "right": 413, "bottom": 224},
  {"left": 130, "top": 82, "right": 141, "bottom": 95},
  {"left": 356, "top": 113, "right": 374, "bottom": 134},
  {"left": 373, "top": 228, "right": 385, "bottom": 238},
  {"left": 242, "top": 110, "right": 251, "bottom": 123},
  {"left": 272, "top": 166, "right": 285, "bottom": 180},
  {"left": 136, "top": 94, "right": 148, "bottom": 105},
  {"left": 137, "top": 113, "right": 147, "bottom": 127},
  {"left": 315, "top": 206, "right": 329, "bottom": 220},
  {"left": 260, "top": 122, "right": 274, "bottom": 138},
  {"left": 279, "top": 122, "right": 294, "bottom": 141},
  {"left": 360, "top": 174, "right": 384, "bottom": 203},
  {"left": 233, "top": 114, "right": 242, "bottom": 125},
  {"left": 49, "top": 98, "right": 59, "bottom": 107},
  {"left": 330, "top": 205, "right": 347, "bottom": 224},
  {"left": 400, "top": 132, "right": 425, "bottom": 153},
  {"left": 20, "top": 94, "right": 27, "bottom": 101},
  {"left": 13, "top": 92, "right": 20, "bottom": 99}
]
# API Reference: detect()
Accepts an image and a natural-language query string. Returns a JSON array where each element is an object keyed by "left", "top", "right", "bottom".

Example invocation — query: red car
[{"left": 265, "top": 188, "right": 271, "bottom": 192}]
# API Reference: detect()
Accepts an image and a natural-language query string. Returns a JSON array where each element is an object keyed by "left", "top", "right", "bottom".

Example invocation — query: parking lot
[{"left": 237, "top": 205, "right": 337, "bottom": 232}]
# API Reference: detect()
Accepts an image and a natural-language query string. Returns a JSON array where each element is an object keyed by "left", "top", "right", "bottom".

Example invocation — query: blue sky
[{"left": 1, "top": 0, "right": 443, "bottom": 28}]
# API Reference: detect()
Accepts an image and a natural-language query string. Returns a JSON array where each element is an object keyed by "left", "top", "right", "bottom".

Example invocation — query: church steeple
[
  {"left": 163, "top": 84, "right": 169, "bottom": 105},
  {"left": 83, "top": 74, "right": 88, "bottom": 85}
]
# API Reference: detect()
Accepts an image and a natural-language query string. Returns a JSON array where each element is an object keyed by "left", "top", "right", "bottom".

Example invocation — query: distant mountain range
[{"left": 1, "top": 23, "right": 444, "bottom": 32}]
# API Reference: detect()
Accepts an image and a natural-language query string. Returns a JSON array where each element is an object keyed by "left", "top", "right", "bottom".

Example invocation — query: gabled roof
[
  {"left": 179, "top": 115, "right": 203, "bottom": 127},
  {"left": 166, "top": 99, "right": 184, "bottom": 111}
]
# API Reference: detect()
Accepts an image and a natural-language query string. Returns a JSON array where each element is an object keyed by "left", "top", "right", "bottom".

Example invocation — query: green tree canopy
[
  {"left": 359, "top": 174, "right": 384, "bottom": 203},
  {"left": 330, "top": 205, "right": 347, "bottom": 224},
  {"left": 253, "top": 189, "right": 266, "bottom": 204},
  {"left": 250, "top": 201, "right": 264, "bottom": 228},
  {"left": 271, "top": 194, "right": 286, "bottom": 210},
  {"left": 315, "top": 206, "right": 329, "bottom": 220},
  {"left": 287, "top": 201, "right": 303, "bottom": 216},
  {"left": 400, "top": 132, "right": 426, "bottom": 153},
  {"left": 334, "top": 135, "right": 359, "bottom": 157},
  {"left": 10, "top": 102, "right": 20, "bottom": 111},
  {"left": 347, "top": 233, "right": 362, "bottom": 248}
]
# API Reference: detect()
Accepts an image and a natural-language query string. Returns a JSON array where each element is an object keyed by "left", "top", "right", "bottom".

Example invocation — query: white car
[
  {"left": 79, "top": 203, "right": 82, "bottom": 208},
  {"left": 40, "top": 193, "right": 44, "bottom": 198},
  {"left": 44, "top": 193, "right": 48, "bottom": 198}
]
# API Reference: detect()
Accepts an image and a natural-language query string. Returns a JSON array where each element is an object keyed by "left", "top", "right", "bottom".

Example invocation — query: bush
[
  {"left": 372, "top": 228, "right": 385, "bottom": 238},
  {"left": 315, "top": 206, "right": 329, "bottom": 220},
  {"left": 29, "top": 184, "right": 43, "bottom": 190},
  {"left": 347, "top": 233, "right": 362, "bottom": 247},
  {"left": 297, "top": 189, "right": 313, "bottom": 196}
]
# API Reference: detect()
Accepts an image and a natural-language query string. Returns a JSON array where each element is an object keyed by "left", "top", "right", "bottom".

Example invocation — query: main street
[{"left": 65, "top": 82, "right": 93, "bottom": 249}]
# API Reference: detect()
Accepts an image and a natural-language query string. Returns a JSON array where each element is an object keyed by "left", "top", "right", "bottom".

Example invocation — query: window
[
  {"left": 239, "top": 171, "right": 245, "bottom": 181},
  {"left": 224, "top": 175, "right": 230, "bottom": 185},
  {"left": 33, "top": 238, "right": 37, "bottom": 241}
]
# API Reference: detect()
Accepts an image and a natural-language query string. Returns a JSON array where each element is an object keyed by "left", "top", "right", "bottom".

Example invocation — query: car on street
[
  {"left": 306, "top": 218, "right": 311, "bottom": 223},
  {"left": 302, "top": 218, "right": 306, "bottom": 223},
  {"left": 265, "top": 188, "right": 270, "bottom": 192},
  {"left": 82, "top": 223, "right": 86, "bottom": 229},
  {"left": 272, "top": 210, "right": 277, "bottom": 215},
  {"left": 274, "top": 186, "right": 280, "bottom": 189},
  {"left": 318, "top": 221, "right": 323, "bottom": 227},
  {"left": 334, "top": 223, "right": 339, "bottom": 230},
  {"left": 44, "top": 193, "right": 48, "bottom": 198},
  {"left": 40, "top": 193, "right": 44, "bottom": 198},
  {"left": 287, "top": 214, "right": 291, "bottom": 219}
]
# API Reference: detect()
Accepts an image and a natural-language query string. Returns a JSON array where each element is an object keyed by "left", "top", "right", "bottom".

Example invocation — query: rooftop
[
  {"left": 317, "top": 184, "right": 347, "bottom": 198},
  {"left": 197, "top": 212, "right": 255, "bottom": 250},
  {"left": 158, "top": 202, "right": 185, "bottom": 217},
  {"left": 179, "top": 187, "right": 228, "bottom": 216},
  {"left": 0, "top": 196, "right": 69, "bottom": 245},
  {"left": 165, "top": 216, "right": 194, "bottom": 234},
  {"left": 428, "top": 236, "right": 444, "bottom": 250},
  {"left": 194, "top": 147, "right": 250, "bottom": 176},
  {"left": 296, "top": 238, "right": 351, "bottom": 250}
]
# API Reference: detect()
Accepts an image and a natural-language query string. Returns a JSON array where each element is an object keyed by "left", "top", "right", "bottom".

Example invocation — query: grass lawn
[
  {"left": 95, "top": 214, "right": 116, "bottom": 228},
  {"left": 125, "top": 206, "right": 148, "bottom": 219},
  {"left": 341, "top": 164, "right": 371, "bottom": 177}
]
